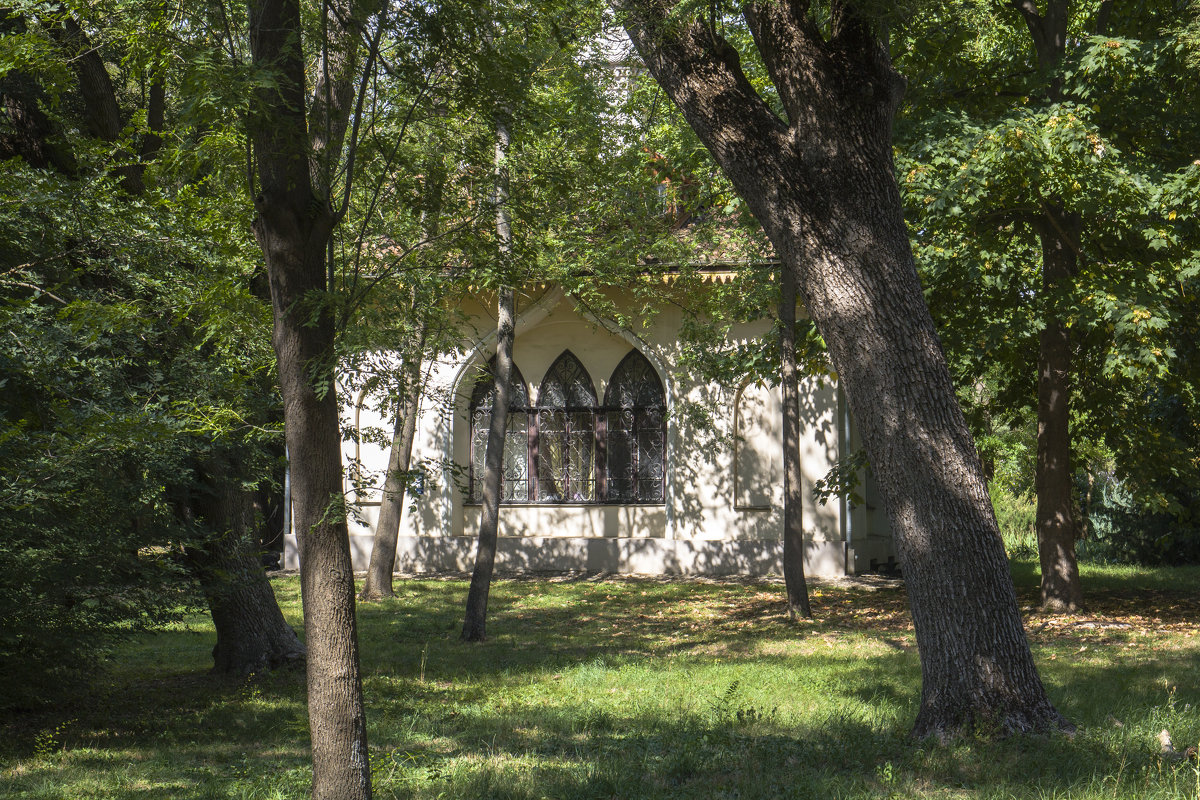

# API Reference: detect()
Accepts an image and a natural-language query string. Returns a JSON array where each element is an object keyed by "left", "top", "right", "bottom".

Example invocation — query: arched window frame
[
  {"left": 534, "top": 350, "right": 598, "bottom": 502},
  {"left": 465, "top": 348, "right": 666, "bottom": 505},
  {"left": 602, "top": 349, "right": 666, "bottom": 503}
]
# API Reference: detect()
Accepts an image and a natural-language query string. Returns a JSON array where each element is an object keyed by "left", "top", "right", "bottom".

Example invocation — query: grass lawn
[{"left": 3, "top": 560, "right": 1199, "bottom": 799}]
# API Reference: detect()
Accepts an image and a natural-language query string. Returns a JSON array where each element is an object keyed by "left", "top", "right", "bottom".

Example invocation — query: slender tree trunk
[
  {"left": 779, "top": 265, "right": 813, "bottom": 620},
  {"left": 360, "top": 335, "right": 426, "bottom": 601},
  {"left": 141, "top": 77, "right": 165, "bottom": 162},
  {"left": 255, "top": 203, "right": 371, "bottom": 797},
  {"left": 462, "top": 288, "right": 514, "bottom": 641},
  {"left": 247, "top": 0, "right": 371, "bottom": 794},
  {"left": 462, "top": 116, "right": 515, "bottom": 642},
  {"left": 361, "top": 156, "right": 442, "bottom": 601},
  {"left": 617, "top": 0, "right": 1068, "bottom": 738},
  {"left": 1035, "top": 210, "right": 1083, "bottom": 611},
  {"left": 188, "top": 473, "right": 306, "bottom": 674},
  {"left": 1008, "top": 0, "right": 1084, "bottom": 613}
]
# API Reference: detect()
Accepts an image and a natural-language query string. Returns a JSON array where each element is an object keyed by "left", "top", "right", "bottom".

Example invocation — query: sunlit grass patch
[{"left": 2, "top": 566, "right": 1198, "bottom": 799}]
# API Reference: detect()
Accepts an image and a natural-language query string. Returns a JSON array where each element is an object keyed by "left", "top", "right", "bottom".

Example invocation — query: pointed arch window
[
  {"left": 468, "top": 359, "right": 531, "bottom": 502},
  {"left": 465, "top": 348, "right": 665, "bottom": 505},
  {"left": 536, "top": 350, "right": 597, "bottom": 502},
  {"left": 603, "top": 349, "right": 666, "bottom": 503}
]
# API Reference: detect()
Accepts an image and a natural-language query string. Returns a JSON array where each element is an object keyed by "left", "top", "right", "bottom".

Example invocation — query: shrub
[
  {"left": 1082, "top": 474, "right": 1200, "bottom": 566},
  {"left": 990, "top": 483, "right": 1037, "bottom": 558}
]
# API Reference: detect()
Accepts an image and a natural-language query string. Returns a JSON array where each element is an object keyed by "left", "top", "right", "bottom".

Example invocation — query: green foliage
[
  {"left": 0, "top": 154, "right": 275, "bottom": 707},
  {"left": 1082, "top": 473, "right": 1200, "bottom": 566},
  {"left": 990, "top": 483, "right": 1037, "bottom": 559},
  {"left": 896, "top": 3, "right": 1200, "bottom": 528},
  {"left": 813, "top": 450, "right": 869, "bottom": 508}
]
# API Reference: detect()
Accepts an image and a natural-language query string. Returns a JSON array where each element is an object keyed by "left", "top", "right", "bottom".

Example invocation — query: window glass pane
[
  {"left": 538, "top": 351, "right": 596, "bottom": 408},
  {"left": 567, "top": 411, "right": 595, "bottom": 501},
  {"left": 604, "top": 350, "right": 664, "bottom": 409},
  {"left": 636, "top": 409, "right": 665, "bottom": 502},
  {"left": 537, "top": 409, "right": 566, "bottom": 502},
  {"left": 504, "top": 411, "right": 529, "bottom": 501},
  {"left": 536, "top": 352, "right": 598, "bottom": 503},
  {"left": 468, "top": 359, "right": 530, "bottom": 503},
  {"left": 603, "top": 350, "right": 665, "bottom": 503},
  {"left": 470, "top": 408, "right": 490, "bottom": 502},
  {"left": 606, "top": 409, "right": 635, "bottom": 502}
]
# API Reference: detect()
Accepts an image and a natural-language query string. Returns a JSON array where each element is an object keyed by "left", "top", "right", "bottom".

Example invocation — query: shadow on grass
[
  {"left": 3, "top": 571, "right": 1199, "bottom": 799},
  {"left": 360, "top": 646, "right": 1200, "bottom": 800}
]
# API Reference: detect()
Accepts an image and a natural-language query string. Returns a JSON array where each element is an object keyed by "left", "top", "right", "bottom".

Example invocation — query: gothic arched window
[
  {"left": 603, "top": 349, "right": 666, "bottom": 503},
  {"left": 464, "top": 348, "right": 666, "bottom": 506},
  {"left": 468, "top": 359, "right": 531, "bottom": 502},
  {"left": 535, "top": 350, "right": 597, "bottom": 502}
]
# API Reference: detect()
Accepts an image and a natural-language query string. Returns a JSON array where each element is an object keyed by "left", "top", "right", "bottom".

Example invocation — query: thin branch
[
  {"left": 334, "top": 5, "right": 389, "bottom": 224},
  {"left": 9, "top": 281, "right": 69, "bottom": 304},
  {"left": 343, "top": 67, "right": 443, "bottom": 301}
]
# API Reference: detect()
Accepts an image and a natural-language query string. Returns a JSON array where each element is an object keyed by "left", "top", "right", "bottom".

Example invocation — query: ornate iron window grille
[{"left": 467, "top": 348, "right": 666, "bottom": 504}]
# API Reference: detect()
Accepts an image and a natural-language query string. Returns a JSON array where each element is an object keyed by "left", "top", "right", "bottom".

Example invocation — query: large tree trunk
[
  {"left": 247, "top": 0, "right": 372, "bottom": 795},
  {"left": 1035, "top": 209, "right": 1083, "bottom": 612},
  {"left": 188, "top": 473, "right": 306, "bottom": 674},
  {"left": 779, "top": 265, "right": 813, "bottom": 620},
  {"left": 617, "top": 0, "right": 1068, "bottom": 737},
  {"left": 360, "top": 339, "right": 425, "bottom": 601}
]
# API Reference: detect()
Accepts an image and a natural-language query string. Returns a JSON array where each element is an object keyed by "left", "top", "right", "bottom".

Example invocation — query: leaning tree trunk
[
  {"left": 618, "top": 0, "right": 1068, "bottom": 738},
  {"left": 361, "top": 159, "right": 441, "bottom": 602},
  {"left": 1035, "top": 209, "right": 1083, "bottom": 612},
  {"left": 188, "top": 473, "right": 306, "bottom": 674},
  {"left": 247, "top": 0, "right": 372, "bottom": 794},
  {"left": 461, "top": 287, "right": 514, "bottom": 642},
  {"left": 462, "top": 114, "right": 516, "bottom": 642},
  {"left": 780, "top": 265, "right": 813, "bottom": 620},
  {"left": 360, "top": 336, "right": 426, "bottom": 601}
]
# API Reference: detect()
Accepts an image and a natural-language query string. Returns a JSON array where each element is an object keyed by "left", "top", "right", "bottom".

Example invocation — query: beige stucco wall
[{"left": 284, "top": 284, "right": 893, "bottom": 576}]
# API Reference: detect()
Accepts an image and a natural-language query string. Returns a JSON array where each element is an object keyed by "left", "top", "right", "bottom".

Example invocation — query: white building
[{"left": 283, "top": 274, "right": 895, "bottom": 576}]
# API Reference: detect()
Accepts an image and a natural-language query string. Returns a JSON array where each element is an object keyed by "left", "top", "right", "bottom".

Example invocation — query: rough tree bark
[
  {"left": 1009, "top": 0, "right": 1084, "bottom": 612},
  {"left": 615, "top": 0, "right": 1068, "bottom": 737},
  {"left": 359, "top": 330, "right": 426, "bottom": 601},
  {"left": 49, "top": 16, "right": 145, "bottom": 193},
  {"left": 187, "top": 470, "right": 306, "bottom": 675},
  {"left": 462, "top": 115, "right": 516, "bottom": 642},
  {"left": 247, "top": 0, "right": 372, "bottom": 795},
  {"left": 780, "top": 265, "right": 813, "bottom": 620}
]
